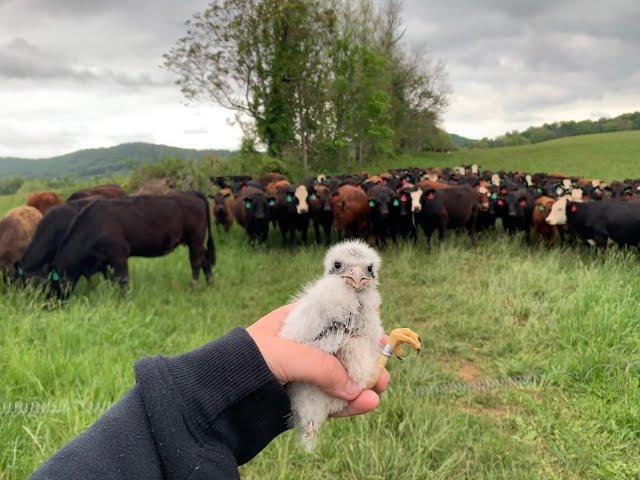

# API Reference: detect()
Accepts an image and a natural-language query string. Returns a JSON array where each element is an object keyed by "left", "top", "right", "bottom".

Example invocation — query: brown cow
[
  {"left": 27, "top": 191, "right": 62, "bottom": 215},
  {"left": 231, "top": 187, "right": 270, "bottom": 245},
  {"left": 0, "top": 206, "right": 43, "bottom": 275},
  {"left": 212, "top": 188, "right": 234, "bottom": 232},
  {"left": 532, "top": 196, "right": 557, "bottom": 244},
  {"left": 266, "top": 179, "right": 291, "bottom": 197},
  {"left": 331, "top": 184, "right": 370, "bottom": 239},
  {"left": 259, "top": 173, "right": 288, "bottom": 187},
  {"left": 67, "top": 184, "right": 126, "bottom": 201}
]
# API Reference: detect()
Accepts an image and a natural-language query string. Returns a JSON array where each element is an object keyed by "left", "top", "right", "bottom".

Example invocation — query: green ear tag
[
  {"left": 538, "top": 204, "right": 546, "bottom": 211},
  {"left": 286, "top": 194, "right": 294, "bottom": 203},
  {"left": 490, "top": 193, "right": 498, "bottom": 200},
  {"left": 16, "top": 265, "right": 24, "bottom": 277},
  {"left": 392, "top": 198, "right": 400, "bottom": 207},
  {"left": 50, "top": 270, "right": 60, "bottom": 282},
  {"left": 245, "top": 201, "right": 252, "bottom": 209},
  {"left": 309, "top": 194, "right": 316, "bottom": 200},
  {"left": 368, "top": 200, "right": 375, "bottom": 207}
]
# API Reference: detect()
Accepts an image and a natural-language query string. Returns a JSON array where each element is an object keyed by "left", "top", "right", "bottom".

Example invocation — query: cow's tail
[{"left": 195, "top": 191, "right": 216, "bottom": 267}]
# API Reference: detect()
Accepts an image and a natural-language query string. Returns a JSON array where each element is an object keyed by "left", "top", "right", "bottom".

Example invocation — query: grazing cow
[
  {"left": 27, "top": 191, "right": 62, "bottom": 215},
  {"left": 417, "top": 187, "right": 479, "bottom": 248},
  {"left": 51, "top": 193, "right": 215, "bottom": 298},
  {"left": 0, "top": 206, "right": 43, "bottom": 277},
  {"left": 367, "top": 185, "right": 399, "bottom": 247},
  {"left": 332, "top": 184, "right": 370, "bottom": 239},
  {"left": 232, "top": 187, "right": 270, "bottom": 245},
  {"left": 212, "top": 189, "right": 234, "bottom": 232},
  {"left": 308, "top": 185, "right": 333, "bottom": 245},
  {"left": 531, "top": 196, "right": 557, "bottom": 244},
  {"left": 67, "top": 184, "right": 126, "bottom": 201},
  {"left": 17, "top": 199, "right": 96, "bottom": 281},
  {"left": 546, "top": 198, "right": 640, "bottom": 248}
]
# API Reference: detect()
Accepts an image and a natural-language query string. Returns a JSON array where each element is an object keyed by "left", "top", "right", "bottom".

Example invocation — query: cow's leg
[
  {"left": 112, "top": 258, "right": 129, "bottom": 298},
  {"left": 313, "top": 221, "right": 321, "bottom": 245},
  {"left": 188, "top": 242, "right": 205, "bottom": 288},
  {"left": 323, "top": 222, "right": 332, "bottom": 246}
]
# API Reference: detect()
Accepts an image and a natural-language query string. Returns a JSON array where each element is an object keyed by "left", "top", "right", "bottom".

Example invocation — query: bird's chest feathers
[{"left": 312, "top": 307, "right": 365, "bottom": 343}]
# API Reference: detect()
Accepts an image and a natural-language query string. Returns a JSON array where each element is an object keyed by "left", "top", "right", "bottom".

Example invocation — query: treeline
[
  {"left": 470, "top": 112, "right": 640, "bottom": 149},
  {"left": 164, "top": 0, "right": 451, "bottom": 171}
]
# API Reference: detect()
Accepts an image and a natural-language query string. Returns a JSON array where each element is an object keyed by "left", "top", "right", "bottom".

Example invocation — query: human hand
[{"left": 246, "top": 304, "right": 390, "bottom": 417}]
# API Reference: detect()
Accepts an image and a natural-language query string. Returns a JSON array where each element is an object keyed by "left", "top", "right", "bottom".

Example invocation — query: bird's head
[{"left": 324, "top": 240, "right": 381, "bottom": 292}]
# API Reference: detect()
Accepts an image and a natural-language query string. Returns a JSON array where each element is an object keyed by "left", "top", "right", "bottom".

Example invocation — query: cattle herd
[{"left": 1, "top": 164, "right": 640, "bottom": 299}]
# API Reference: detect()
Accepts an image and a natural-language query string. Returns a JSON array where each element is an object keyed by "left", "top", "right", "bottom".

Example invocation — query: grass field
[
  {"left": 369, "top": 130, "right": 640, "bottom": 182},
  {"left": 2, "top": 133, "right": 640, "bottom": 479}
]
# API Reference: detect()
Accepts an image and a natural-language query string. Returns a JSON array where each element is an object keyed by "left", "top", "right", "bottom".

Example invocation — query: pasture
[{"left": 2, "top": 138, "right": 640, "bottom": 479}]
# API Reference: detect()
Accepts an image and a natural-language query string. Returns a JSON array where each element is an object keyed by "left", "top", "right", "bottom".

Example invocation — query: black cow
[
  {"left": 565, "top": 200, "right": 640, "bottom": 248},
  {"left": 367, "top": 185, "right": 399, "bottom": 247},
  {"left": 50, "top": 192, "right": 215, "bottom": 298},
  {"left": 309, "top": 185, "right": 333, "bottom": 246},
  {"left": 273, "top": 185, "right": 310, "bottom": 250},
  {"left": 16, "top": 199, "right": 96, "bottom": 282},
  {"left": 501, "top": 189, "right": 534, "bottom": 241},
  {"left": 417, "top": 187, "right": 479, "bottom": 248},
  {"left": 231, "top": 187, "right": 270, "bottom": 246},
  {"left": 396, "top": 187, "right": 417, "bottom": 242}
]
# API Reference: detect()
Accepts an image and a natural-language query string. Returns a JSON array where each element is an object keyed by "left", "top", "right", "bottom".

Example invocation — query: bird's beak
[{"left": 341, "top": 266, "right": 370, "bottom": 291}]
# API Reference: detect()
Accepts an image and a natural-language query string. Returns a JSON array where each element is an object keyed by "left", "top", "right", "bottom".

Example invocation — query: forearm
[{"left": 31, "top": 328, "right": 291, "bottom": 479}]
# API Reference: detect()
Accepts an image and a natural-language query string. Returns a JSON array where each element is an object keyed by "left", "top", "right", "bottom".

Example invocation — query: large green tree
[{"left": 164, "top": 0, "right": 450, "bottom": 170}]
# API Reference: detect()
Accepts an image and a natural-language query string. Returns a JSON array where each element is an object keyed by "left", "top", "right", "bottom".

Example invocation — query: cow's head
[{"left": 294, "top": 185, "right": 309, "bottom": 214}]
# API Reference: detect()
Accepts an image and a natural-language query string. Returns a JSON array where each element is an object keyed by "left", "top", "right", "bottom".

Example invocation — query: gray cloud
[
  {"left": 0, "top": 0, "right": 638, "bottom": 155},
  {"left": 403, "top": 0, "right": 640, "bottom": 137}
]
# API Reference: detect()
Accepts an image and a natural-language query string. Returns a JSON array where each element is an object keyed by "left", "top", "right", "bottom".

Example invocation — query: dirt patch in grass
[{"left": 458, "top": 361, "right": 482, "bottom": 382}]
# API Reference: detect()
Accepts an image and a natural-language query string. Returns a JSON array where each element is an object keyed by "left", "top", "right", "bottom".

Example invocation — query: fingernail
[{"left": 345, "top": 381, "right": 361, "bottom": 398}]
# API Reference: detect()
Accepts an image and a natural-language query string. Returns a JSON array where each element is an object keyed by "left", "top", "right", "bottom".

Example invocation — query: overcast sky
[{"left": 1, "top": 0, "right": 638, "bottom": 158}]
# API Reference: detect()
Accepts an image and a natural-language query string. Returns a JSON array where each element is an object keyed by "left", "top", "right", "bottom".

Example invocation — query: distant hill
[
  {"left": 448, "top": 133, "right": 477, "bottom": 149},
  {"left": 0, "top": 142, "right": 234, "bottom": 179},
  {"left": 463, "top": 111, "right": 640, "bottom": 149}
]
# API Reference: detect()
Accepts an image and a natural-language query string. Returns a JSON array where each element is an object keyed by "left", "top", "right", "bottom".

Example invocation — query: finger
[
  {"left": 372, "top": 369, "right": 390, "bottom": 395},
  {"left": 275, "top": 339, "right": 361, "bottom": 400},
  {"left": 331, "top": 390, "right": 380, "bottom": 417}
]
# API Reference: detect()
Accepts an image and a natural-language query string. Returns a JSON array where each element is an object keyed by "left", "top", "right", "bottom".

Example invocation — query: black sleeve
[{"left": 31, "top": 328, "right": 292, "bottom": 480}]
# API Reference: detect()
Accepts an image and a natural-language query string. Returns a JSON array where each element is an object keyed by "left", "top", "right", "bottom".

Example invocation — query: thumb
[{"left": 274, "top": 338, "right": 362, "bottom": 401}]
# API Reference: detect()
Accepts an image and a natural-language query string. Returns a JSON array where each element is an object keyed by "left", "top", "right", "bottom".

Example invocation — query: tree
[{"left": 165, "top": 0, "right": 451, "bottom": 169}]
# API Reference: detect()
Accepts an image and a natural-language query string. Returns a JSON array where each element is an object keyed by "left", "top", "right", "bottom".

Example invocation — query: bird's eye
[
  {"left": 333, "top": 261, "right": 342, "bottom": 271},
  {"left": 367, "top": 264, "right": 373, "bottom": 274}
]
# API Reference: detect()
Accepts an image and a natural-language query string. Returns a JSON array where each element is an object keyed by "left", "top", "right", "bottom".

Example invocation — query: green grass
[
  {"left": 371, "top": 130, "right": 640, "bottom": 182},
  {"left": 2, "top": 137, "right": 640, "bottom": 479}
]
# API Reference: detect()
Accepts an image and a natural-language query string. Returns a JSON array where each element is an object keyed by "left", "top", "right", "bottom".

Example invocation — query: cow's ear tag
[
  {"left": 309, "top": 194, "right": 316, "bottom": 200},
  {"left": 50, "top": 269, "right": 60, "bottom": 282},
  {"left": 368, "top": 200, "right": 375, "bottom": 207},
  {"left": 538, "top": 204, "right": 545, "bottom": 211},
  {"left": 392, "top": 198, "right": 400, "bottom": 207},
  {"left": 490, "top": 193, "right": 498, "bottom": 200}
]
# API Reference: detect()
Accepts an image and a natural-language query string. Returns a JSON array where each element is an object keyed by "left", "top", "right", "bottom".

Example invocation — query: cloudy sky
[{"left": 1, "top": 0, "right": 638, "bottom": 158}]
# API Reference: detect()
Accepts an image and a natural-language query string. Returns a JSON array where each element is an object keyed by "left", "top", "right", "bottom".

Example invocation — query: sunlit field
[{"left": 2, "top": 141, "right": 640, "bottom": 479}]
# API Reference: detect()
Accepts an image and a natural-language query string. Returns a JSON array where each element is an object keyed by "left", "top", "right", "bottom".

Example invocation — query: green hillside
[
  {"left": 0, "top": 142, "right": 233, "bottom": 180},
  {"left": 377, "top": 130, "right": 640, "bottom": 181}
]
